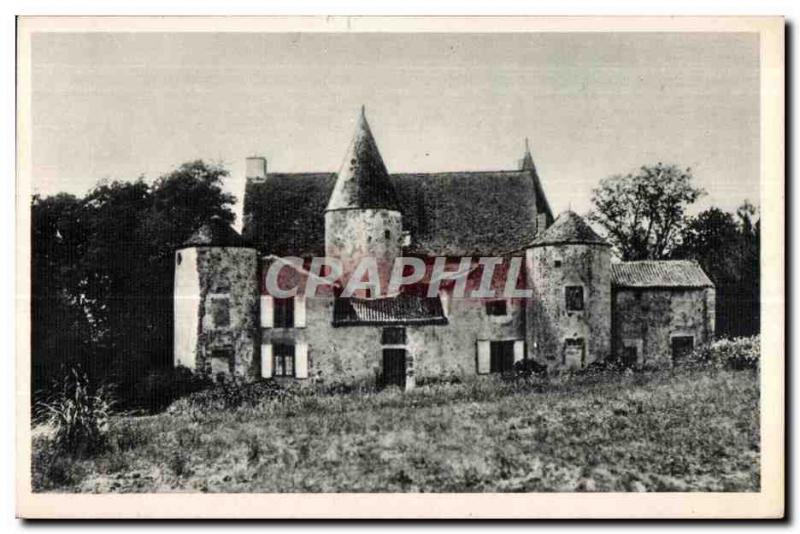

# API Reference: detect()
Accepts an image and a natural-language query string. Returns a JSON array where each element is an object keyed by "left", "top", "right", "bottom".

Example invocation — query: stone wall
[
  {"left": 259, "top": 289, "right": 527, "bottom": 386},
  {"left": 526, "top": 243, "right": 612, "bottom": 368},
  {"left": 193, "top": 247, "right": 260, "bottom": 379},
  {"left": 324, "top": 208, "right": 403, "bottom": 293},
  {"left": 611, "top": 287, "right": 715, "bottom": 365},
  {"left": 174, "top": 248, "right": 200, "bottom": 369}
]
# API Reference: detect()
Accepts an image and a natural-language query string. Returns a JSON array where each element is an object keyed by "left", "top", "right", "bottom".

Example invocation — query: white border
[{"left": 13, "top": 15, "right": 784, "bottom": 520}]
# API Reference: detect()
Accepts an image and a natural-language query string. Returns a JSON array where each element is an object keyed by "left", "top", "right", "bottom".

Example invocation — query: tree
[
  {"left": 674, "top": 201, "right": 760, "bottom": 337},
  {"left": 31, "top": 161, "right": 236, "bottom": 407},
  {"left": 589, "top": 163, "right": 705, "bottom": 260}
]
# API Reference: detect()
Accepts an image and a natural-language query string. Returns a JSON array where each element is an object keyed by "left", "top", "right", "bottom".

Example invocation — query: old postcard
[{"left": 16, "top": 16, "right": 784, "bottom": 518}]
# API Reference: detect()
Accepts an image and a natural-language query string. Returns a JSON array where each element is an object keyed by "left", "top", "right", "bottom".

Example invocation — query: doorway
[{"left": 382, "top": 348, "right": 407, "bottom": 388}]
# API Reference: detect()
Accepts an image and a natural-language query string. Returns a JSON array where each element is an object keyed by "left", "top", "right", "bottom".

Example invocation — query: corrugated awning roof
[
  {"left": 333, "top": 294, "right": 448, "bottom": 327},
  {"left": 611, "top": 260, "right": 714, "bottom": 289}
]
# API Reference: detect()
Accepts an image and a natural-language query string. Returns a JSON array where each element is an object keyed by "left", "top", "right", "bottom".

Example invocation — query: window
[
  {"left": 671, "top": 336, "right": 694, "bottom": 362},
  {"left": 490, "top": 341, "right": 515, "bottom": 373},
  {"left": 274, "top": 297, "right": 295, "bottom": 328},
  {"left": 565, "top": 286, "right": 584, "bottom": 311},
  {"left": 210, "top": 296, "right": 231, "bottom": 328},
  {"left": 176, "top": 253, "right": 182, "bottom": 265},
  {"left": 273, "top": 344, "right": 295, "bottom": 377},
  {"left": 382, "top": 327, "right": 406, "bottom": 345},
  {"left": 384, "top": 229, "right": 391, "bottom": 239},
  {"left": 554, "top": 258, "right": 562, "bottom": 268},
  {"left": 485, "top": 300, "right": 508, "bottom": 316},
  {"left": 210, "top": 347, "right": 233, "bottom": 381}
]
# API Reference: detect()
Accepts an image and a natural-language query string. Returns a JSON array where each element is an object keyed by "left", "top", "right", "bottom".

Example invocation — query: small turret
[
  {"left": 174, "top": 217, "right": 260, "bottom": 380},
  {"left": 525, "top": 211, "right": 612, "bottom": 369}
]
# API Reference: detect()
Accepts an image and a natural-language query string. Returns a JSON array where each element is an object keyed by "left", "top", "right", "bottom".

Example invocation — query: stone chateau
[{"left": 174, "top": 110, "right": 715, "bottom": 388}]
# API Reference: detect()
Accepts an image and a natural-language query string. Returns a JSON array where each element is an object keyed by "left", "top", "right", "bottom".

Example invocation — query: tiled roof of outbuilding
[
  {"left": 611, "top": 260, "right": 714, "bottom": 289},
  {"left": 529, "top": 210, "right": 610, "bottom": 247},
  {"left": 332, "top": 294, "right": 448, "bottom": 326},
  {"left": 243, "top": 169, "right": 544, "bottom": 257}
]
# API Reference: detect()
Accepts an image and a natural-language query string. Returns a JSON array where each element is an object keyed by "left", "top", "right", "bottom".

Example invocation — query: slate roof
[
  {"left": 183, "top": 217, "right": 247, "bottom": 247},
  {"left": 326, "top": 109, "right": 400, "bottom": 212},
  {"left": 529, "top": 210, "right": 610, "bottom": 247},
  {"left": 243, "top": 169, "right": 546, "bottom": 257},
  {"left": 332, "top": 294, "right": 448, "bottom": 327},
  {"left": 611, "top": 260, "right": 714, "bottom": 289}
]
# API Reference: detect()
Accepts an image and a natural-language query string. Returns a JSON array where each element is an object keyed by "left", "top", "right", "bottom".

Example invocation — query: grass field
[{"left": 32, "top": 365, "right": 760, "bottom": 493}]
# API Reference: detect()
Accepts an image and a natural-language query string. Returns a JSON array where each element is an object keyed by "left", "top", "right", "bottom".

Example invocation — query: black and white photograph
[{"left": 15, "top": 16, "right": 784, "bottom": 519}]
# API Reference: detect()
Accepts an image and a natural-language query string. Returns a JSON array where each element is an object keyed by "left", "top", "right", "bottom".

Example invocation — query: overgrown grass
[{"left": 32, "top": 364, "right": 759, "bottom": 493}]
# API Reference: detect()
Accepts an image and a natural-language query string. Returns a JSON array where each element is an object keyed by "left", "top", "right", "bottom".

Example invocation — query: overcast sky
[{"left": 32, "top": 32, "right": 760, "bottom": 225}]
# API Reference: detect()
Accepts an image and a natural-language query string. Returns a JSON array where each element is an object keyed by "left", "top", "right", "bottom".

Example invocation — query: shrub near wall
[{"left": 694, "top": 336, "right": 760, "bottom": 370}]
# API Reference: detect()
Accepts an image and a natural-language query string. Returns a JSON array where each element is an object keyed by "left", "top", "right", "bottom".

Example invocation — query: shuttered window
[
  {"left": 273, "top": 344, "right": 295, "bottom": 377},
  {"left": 274, "top": 298, "right": 295, "bottom": 328}
]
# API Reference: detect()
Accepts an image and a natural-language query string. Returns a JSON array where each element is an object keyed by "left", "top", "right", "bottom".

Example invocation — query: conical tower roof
[
  {"left": 326, "top": 107, "right": 400, "bottom": 212},
  {"left": 183, "top": 216, "right": 248, "bottom": 247},
  {"left": 530, "top": 210, "right": 610, "bottom": 247}
]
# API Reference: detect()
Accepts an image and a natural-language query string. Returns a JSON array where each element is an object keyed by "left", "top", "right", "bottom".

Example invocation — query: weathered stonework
[
  {"left": 174, "top": 115, "right": 717, "bottom": 387},
  {"left": 611, "top": 286, "right": 715, "bottom": 365},
  {"left": 174, "top": 246, "right": 259, "bottom": 379},
  {"left": 526, "top": 243, "right": 612, "bottom": 367}
]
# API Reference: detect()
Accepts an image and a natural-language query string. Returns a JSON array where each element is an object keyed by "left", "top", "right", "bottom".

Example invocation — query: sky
[{"left": 32, "top": 32, "right": 760, "bottom": 227}]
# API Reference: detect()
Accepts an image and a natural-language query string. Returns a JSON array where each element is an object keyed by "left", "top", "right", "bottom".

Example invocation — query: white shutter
[
  {"left": 477, "top": 340, "right": 491, "bottom": 374},
  {"left": 295, "top": 343, "right": 308, "bottom": 379},
  {"left": 513, "top": 340, "right": 525, "bottom": 363},
  {"left": 295, "top": 296, "right": 306, "bottom": 328},
  {"left": 261, "top": 343, "right": 273, "bottom": 378},
  {"left": 260, "top": 296, "right": 274, "bottom": 328}
]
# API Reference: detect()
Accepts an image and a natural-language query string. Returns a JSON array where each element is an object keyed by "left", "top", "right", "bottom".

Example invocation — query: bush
[
  {"left": 31, "top": 437, "right": 86, "bottom": 490},
  {"left": 694, "top": 336, "right": 760, "bottom": 370},
  {"left": 167, "top": 378, "right": 293, "bottom": 414},
  {"left": 512, "top": 359, "right": 548, "bottom": 378},
  {"left": 133, "top": 366, "right": 210, "bottom": 413},
  {"left": 36, "top": 367, "right": 114, "bottom": 457}
]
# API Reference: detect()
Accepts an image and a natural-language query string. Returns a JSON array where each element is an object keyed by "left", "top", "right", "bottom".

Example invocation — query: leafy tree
[
  {"left": 31, "top": 161, "right": 235, "bottom": 407},
  {"left": 589, "top": 163, "right": 705, "bottom": 260},
  {"left": 674, "top": 201, "right": 760, "bottom": 337}
]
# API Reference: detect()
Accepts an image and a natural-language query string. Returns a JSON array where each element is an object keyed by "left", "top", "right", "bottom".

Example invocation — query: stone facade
[
  {"left": 173, "top": 111, "right": 716, "bottom": 386},
  {"left": 173, "top": 245, "right": 260, "bottom": 380},
  {"left": 526, "top": 243, "right": 612, "bottom": 369},
  {"left": 611, "top": 287, "right": 715, "bottom": 366}
]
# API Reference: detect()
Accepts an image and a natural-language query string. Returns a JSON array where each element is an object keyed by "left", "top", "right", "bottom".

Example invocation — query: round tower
[
  {"left": 325, "top": 107, "right": 402, "bottom": 298},
  {"left": 174, "top": 217, "right": 260, "bottom": 381},
  {"left": 525, "top": 211, "right": 612, "bottom": 369}
]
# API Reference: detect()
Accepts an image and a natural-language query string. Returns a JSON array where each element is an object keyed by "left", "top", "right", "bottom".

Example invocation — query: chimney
[{"left": 246, "top": 156, "right": 267, "bottom": 183}]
